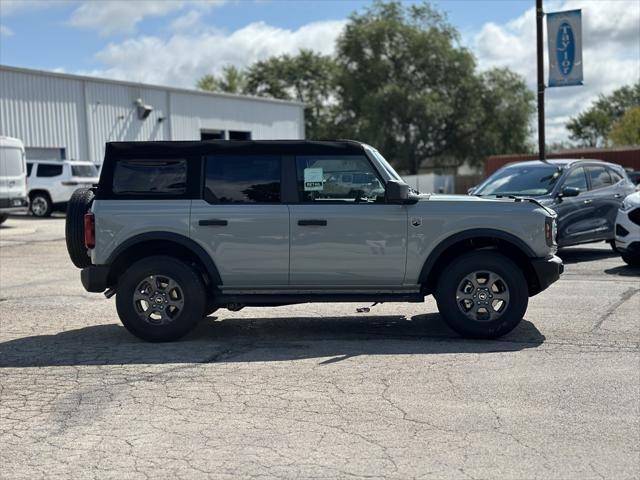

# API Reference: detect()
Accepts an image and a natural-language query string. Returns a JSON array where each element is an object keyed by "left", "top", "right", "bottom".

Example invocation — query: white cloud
[
  {"left": 68, "top": 0, "right": 225, "bottom": 36},
  {"left": 472, "top": 0, "right": 640, "bottom": 143},
  {"left": 0, "top": 24, "right": 13, "bottom": 36},
  {"left": 0, "top": 0, "right": 69, "bottom": 16},
  {"left": 84, "top": 19, "right": 346, "bottom": 88},
  {"left": 170, "top": 9, "right": 203, "bottom": 33}
]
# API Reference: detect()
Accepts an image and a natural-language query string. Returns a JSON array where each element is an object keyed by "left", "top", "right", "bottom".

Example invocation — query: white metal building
[{"left": 0, "top": 65, "right": 305, "bottom": 166}]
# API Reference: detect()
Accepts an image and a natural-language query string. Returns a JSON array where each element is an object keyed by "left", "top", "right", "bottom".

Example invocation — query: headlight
[{"left": 620, "top": 199, "right": 633, "bottom": 212}]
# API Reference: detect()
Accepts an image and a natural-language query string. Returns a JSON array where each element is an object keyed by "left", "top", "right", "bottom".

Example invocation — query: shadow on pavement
[
  {"left": 558, "top": 246, "right": 618, "bottom": 264},
  {"left": 0, "top": 313, "right": 545, "bottom": 368},
  {"left": 604, "top": 265, "right": 640, "bottom": 277}
]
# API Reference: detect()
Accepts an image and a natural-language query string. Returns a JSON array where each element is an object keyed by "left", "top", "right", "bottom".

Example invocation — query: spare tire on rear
[{"left": 65, "top": 188, "right": 94, "bottom": 268}]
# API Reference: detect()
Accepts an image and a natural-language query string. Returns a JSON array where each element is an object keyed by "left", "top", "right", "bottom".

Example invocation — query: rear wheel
[
  {"left": 29, "top": 192, "right": 52, "bottom": 217},
  {"left": 115, "top": 256, "right": 206, "bottom": 342},
  {"left": 435, "top": 251, "right": 529, "bottom": 339}
]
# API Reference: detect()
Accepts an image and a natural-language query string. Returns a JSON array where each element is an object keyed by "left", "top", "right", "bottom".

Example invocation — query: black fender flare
[
  {"left": 106, "top": 232, "right": 223, "bottom": 285},
  {"left": 418, "top": 228, "right": 537, "bottom": 285}
]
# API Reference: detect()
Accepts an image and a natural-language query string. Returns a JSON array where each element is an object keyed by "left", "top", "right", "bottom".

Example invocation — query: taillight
[
  {"left": 544, "top": 217, "right": 556, "bottom": 246},
  {"left": 84, "top": 212, "right": 95, "bottom": 249}
]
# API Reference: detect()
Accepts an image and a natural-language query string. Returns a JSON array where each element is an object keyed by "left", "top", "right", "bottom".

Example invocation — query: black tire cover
[{"left": 65, "top": 188, "right": 94, "bottom": 268}]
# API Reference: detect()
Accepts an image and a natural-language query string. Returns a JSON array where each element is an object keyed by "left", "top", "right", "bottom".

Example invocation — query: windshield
[
  {"left": 475, "top": 165, "right": 563, "bottom": 196},
  {"left": 71, "top": 164, "right": 98, "bottom": 177},
  {"left": 366, "top": 147, "right": 403, "bottom": 182}
]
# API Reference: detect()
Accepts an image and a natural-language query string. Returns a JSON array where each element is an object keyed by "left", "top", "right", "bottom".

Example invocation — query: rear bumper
[
  {"left": 531, "top": 255, "right": 563, "bottom": 295},
  {"left": 0, "top": 196, "right": 28, "bottom": 213},
  {"left": 81, "top": 265, "right": 109, "bottom": 292}
]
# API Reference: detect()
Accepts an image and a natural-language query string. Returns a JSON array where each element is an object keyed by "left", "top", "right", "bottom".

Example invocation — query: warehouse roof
[{"left": 0, "top": 64, "right": 305, "bottom": 108}]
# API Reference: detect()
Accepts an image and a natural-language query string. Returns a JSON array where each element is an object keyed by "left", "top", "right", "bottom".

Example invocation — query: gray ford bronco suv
[{"left": 65, "top": 140, "right": 563, "bottom": 342}]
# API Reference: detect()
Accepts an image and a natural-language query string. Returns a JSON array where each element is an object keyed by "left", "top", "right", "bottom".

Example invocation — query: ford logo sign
[{"left": 556, "top": 21, "right": 575, "bottom": 77}]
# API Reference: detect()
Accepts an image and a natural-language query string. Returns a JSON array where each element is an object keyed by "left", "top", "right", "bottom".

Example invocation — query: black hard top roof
[{"left": 104, "top": 140, "right": 366, "bottom": 160}]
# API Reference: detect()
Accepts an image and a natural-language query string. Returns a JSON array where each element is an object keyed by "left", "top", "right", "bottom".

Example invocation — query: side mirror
[
  {"left": 559, "top": 186, "right": 580, "bottom": 198},
  {"left": 386, "top": 180, "right": 410, "bottom": 203}
]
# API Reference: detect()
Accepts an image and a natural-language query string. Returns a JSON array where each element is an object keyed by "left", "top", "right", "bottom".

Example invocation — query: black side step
[{"left": 214, "top": 292, "right": 424, "bottom": 307}]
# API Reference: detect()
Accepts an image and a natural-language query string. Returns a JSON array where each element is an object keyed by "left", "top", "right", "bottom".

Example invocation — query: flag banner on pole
[{"left": 547, "top": 9, "right": 583, "bottom": 87}]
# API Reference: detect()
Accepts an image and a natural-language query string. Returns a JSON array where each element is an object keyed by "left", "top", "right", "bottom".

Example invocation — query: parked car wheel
[
  {"left": 29, "top": 192, "right": 52, "bottom": 217},
  {"left": 0, "top": 214, "right": 8, "bottom": 224},
  {"left": 65, "top": 188, "right": 95, "bottom": 268},
  {"left": 115, "top": 256, "right": 206, "bottom": 342},
  {"left": 621, "top": 252, "right": 640, "bottom": 267},
  {"left": 435, "top": 251, "right": 528, "bottom": 339}
]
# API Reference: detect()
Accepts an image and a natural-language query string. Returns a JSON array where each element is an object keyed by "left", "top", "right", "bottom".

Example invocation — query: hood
[{"left": 419, "top": 193, "right": 556, "bottom": 216}]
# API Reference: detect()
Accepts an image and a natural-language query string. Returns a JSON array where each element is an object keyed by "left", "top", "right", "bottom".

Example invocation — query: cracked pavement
[{"left": 1, "top": 215, "right": 639, "bottom": 479}]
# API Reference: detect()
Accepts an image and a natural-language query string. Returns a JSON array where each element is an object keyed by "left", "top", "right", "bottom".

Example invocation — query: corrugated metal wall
[
  {"left": 0, "top": 66, "right": 304, "bottom": 165},
  {"left": 0, "top": 68, "right": 89, "bottom": 162}
]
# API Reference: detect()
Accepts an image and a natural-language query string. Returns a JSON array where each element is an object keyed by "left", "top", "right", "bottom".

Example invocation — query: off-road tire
[
  {"left": 621, "top": 252, "right": 640, "bottom": 267},
  {"left": 65, "top": 188, "right": 94, "bottom": 268},
  {"left": 116, "top": 256, "right": 206, "bottom": 342},
  {"left": 435, "top": 251, "right": 529, "bottom": 339}
]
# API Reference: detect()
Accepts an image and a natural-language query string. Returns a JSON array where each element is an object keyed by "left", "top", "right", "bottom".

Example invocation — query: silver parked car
[{"left": 65, "top": 140, "right": 562, "bottom": 342}]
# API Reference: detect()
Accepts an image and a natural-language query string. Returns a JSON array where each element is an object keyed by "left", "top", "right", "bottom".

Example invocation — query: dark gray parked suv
[
  {"left": 65, "top": 140, "right": 562, "bottom": 342},
  {"left": 471, "top": 159, "right": 636, "bottom": 248}
]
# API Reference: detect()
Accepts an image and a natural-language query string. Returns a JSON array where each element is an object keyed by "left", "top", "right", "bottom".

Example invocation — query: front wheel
[
  {"left": 435, "top": 251, "right": 529, "bottom": 339},
  {"left": 621, "top": 252, "right": 640, "bottom": 267},
  {"left": 115, "top": 256, "right": 206, "bottom": 342}
]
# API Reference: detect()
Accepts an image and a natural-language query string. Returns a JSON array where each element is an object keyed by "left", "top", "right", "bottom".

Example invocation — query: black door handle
[
  {"left": 199, "top": 219, "right": 228, "bottom": 226},
  {"left": 298, "top": 219, "right": 327, "bottom": 226}
]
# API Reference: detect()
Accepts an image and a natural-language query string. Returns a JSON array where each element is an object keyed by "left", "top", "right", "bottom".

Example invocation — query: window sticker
[{"left": 304, "top": 168, "right": 324, "bottom": 191}]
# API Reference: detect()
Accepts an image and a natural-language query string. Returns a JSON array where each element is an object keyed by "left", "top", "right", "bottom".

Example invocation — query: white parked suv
[
  {"left": 26, "top": 160, "right": 99, "bottom": 217},
  {"left": 615, "top": 192, "right": 640, "bottom": 266}
]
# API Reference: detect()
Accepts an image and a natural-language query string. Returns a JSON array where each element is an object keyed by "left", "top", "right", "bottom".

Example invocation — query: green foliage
[
  {"left": 194, "top": 1, "right": 535, "bottom": 171},
  {"left": 196, "top": 65, "right": 247, "bottom": 94},
  {"left": 567, "top": 82, "right": 640, "bottom": 147},
  {"left": 244, "top": 50, "right": 339, "bottom": 139},
  {"left": 608, "top": 106, "right": 640, "bottom": 146}
]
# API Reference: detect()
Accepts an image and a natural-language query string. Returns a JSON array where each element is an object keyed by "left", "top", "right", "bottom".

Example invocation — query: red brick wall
[{"left": 484, "top": 147, "right": 640, "bottom": 177}]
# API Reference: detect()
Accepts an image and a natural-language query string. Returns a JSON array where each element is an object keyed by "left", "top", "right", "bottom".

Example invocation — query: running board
[{"left": 214, "top": 292, "right": 425, "bottom": 307}]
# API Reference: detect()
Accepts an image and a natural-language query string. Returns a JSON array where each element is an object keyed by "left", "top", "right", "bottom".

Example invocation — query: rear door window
[
  {"left": 587, "top": 166, "right": 613, "bottom": 190},
  {"left": 71, "top": 164, "right": 99, "bottom": 177},
  {"left": 112, "top": 159, "right": 187, "bottom": 195},
  {"left": 37, "top": 164, "right": 63, "bottom": 177},
  {"left": 204, "top": 155, "right": 281, "bottom": 203}
]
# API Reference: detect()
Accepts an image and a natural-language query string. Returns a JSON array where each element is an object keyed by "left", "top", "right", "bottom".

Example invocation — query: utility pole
[{"left": 536, "top": 0, "right": 546, "bottom": 162}]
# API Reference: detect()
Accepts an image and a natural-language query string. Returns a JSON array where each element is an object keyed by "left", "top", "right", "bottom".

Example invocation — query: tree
[
  {"left": 334, "top": 1, "right": 530, "bottom": 172},
  {"left": 244, "top": 50, "right": 339, "bottom": 139},
  {"left": 472, "top": 68, "right": 535, "bottom": 159},
  {"left": 197, "top": 65, "right": 247, "bottom": 94},
  {"left": 567, "top": 82, "right": 640, "bottom": 147},
  {"left": 608, "top": 106, "right": 640, "bottom": 146}
]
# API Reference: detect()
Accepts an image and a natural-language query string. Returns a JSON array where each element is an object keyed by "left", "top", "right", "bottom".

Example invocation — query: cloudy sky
[{"left": 0, "top": 0, "right": 638, "bottom": 143}]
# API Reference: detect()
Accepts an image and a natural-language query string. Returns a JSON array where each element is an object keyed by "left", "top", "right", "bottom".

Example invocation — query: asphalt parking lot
[{"left": 1, "top": 215, "right": 638, "bottom": 480}]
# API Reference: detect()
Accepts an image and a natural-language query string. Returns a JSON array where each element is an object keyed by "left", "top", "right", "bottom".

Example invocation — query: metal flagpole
[{"left": 536, "top": 0, "right": 547, "bottom": 163}]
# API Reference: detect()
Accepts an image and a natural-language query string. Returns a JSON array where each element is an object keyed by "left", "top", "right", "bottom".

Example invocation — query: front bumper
[
  {"left": 531, "top": 255, "right": 563, "bottom": 295},
  {"left": 81, "top": 265, "right": 110, "bottom": 293}
]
